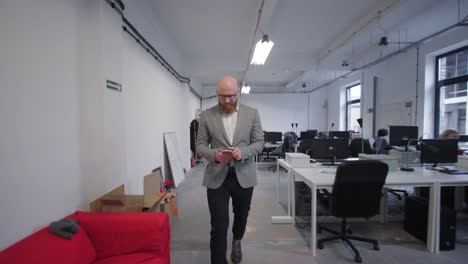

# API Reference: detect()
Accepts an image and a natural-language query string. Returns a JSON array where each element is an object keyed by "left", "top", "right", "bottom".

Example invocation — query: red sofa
[{"left": 0, "top": 211, "right": 170, "bottom": 264}]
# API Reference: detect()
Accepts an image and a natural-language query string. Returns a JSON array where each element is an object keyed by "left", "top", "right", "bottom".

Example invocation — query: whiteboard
[{"left": 163, "top": 132, "right": 185, "bottom": 188}]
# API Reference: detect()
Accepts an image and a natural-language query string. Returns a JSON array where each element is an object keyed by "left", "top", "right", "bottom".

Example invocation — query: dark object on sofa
[{"left": 49, "top": 218, "right": 80, "bottom": 239}]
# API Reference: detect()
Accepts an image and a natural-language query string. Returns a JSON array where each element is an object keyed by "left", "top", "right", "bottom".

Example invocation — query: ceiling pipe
[
  {"left": 303, "top": 16, "right": 468, "bottom": 94},
  {"left": 286, "top": 0, "right": 402, "bottom": 89}
]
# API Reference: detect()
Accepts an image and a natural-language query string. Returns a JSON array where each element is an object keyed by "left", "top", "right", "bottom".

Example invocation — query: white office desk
[
  {"left": 271, "top": 159, "right": 309, "bottom": 224},
  {"left": 291, "top": 165, "right": 445, "bottom": 256}
]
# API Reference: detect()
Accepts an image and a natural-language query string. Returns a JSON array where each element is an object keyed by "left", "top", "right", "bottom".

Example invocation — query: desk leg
[
  {"left": 271, "top": 163, "right": 293, "bottom": 224},
  {"left": 310, "top": 182, "right": 317, "bottom": 256},
  {"left": 427, "top": 183, "right": 440, "bottom": 254},
  {"left": 380, "top": 188, "right": 388, "bottom": 223},
  {"left": 291, "top": 170, "right": 295, "bottom": 225},
  {"left": 276, "top": 162, "right": 280, "bottom": 203}
]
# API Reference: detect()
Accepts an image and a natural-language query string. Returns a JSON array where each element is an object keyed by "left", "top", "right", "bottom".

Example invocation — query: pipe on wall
[{"left": 104, "top": 0, "right": 203, "bottom": 101}]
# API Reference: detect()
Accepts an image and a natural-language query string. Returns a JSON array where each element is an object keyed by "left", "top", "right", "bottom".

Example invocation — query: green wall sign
[{"left": 106, "top": 80, "right": 122, "bottom": 92}]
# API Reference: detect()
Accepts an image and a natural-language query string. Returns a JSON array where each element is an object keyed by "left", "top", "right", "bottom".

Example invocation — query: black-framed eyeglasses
[{"left": 218, "top": 94, "right": 237, "bottom": 101}]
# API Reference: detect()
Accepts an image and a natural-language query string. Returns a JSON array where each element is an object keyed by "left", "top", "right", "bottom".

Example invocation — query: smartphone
[{"left": 221, "top": 149, "right": 233, "bottom": 154}]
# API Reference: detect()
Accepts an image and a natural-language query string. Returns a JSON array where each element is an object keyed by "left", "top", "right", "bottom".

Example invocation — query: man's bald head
[
  {"left": 217, "top": 76, "right": 240, "bottom": 113},
  {"left": 217, "top": 76, "right": 240, "bottom": 95}
]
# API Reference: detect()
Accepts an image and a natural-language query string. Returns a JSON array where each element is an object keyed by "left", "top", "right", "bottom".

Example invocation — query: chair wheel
[
  {"left": 318, "top": 243, "right": 324, "bottom": 249},
  {"left": 373, "top": 244, "right": 380, "bottom": 250},
  {"left": 355, "top": 255, "right": 362, "bottom": 263}
]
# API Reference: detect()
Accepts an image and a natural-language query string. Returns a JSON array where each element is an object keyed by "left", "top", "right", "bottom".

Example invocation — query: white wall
[
  {"left": 0, "top": 0, "right": 199, "bottom": 250},
  {"left": 0, "top": 0, "right": 83, "bottom": 250},
  {"left": 202, "top": 89, "right": 328, "bottom": 133},
  {"left": 123, "top": 33, "right": 199, "bottom": 193},
  {"left": 326, "top": 1, "right": 468, "bottom": 139}
]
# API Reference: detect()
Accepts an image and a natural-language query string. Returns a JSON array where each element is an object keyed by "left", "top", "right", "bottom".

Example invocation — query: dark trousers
[{"left": 207, "top": 167, "right": 254, "bottom": 264}]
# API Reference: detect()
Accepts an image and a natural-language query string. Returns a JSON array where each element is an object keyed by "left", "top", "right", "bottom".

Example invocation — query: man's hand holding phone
[
  {"left": 216, "top": 148, "right": 233, "bottom": 162},
  {"left": 228, "top": 147, "right": 242, "bottom": 161}
]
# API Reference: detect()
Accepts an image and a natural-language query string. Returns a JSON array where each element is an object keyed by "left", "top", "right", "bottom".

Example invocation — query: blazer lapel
[{"left": 214, "top": 106, "right": 231, "bottom": 146}]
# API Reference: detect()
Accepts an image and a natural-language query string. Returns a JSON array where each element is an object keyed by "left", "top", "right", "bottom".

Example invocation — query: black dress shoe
[{"left": 231, "top": 240, "right": 242, "bottom": 263}]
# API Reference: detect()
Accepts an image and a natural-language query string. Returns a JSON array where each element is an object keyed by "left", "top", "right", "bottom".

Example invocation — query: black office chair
[
  {"left": 348, "top": 138, "right": 373, "bottom": 157},
  {"left": 268, "top": 143, "right": 284, "bottom": 171},
  {"left": 298, "top": 139, "right": 314, "bottom": 155},
  {"left": 317, "top": 160, "right": 389, "bottom": 263}
]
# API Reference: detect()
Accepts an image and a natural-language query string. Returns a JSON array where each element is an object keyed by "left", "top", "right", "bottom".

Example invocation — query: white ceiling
[{"left": 149, "top": 0, "right": 442, "bottom": 94}]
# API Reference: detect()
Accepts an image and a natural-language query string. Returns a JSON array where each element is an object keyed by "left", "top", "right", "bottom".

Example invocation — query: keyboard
[{"left": 438, "top": 169, "right": 468, "bottom": 175}]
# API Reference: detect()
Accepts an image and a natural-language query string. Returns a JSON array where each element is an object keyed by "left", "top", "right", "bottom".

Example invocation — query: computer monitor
[
  {"left": 420, "top": 139, "right": 458, "bottom": 167},
  {"left": 300, "top": 130, "right": 317, "bottom": 140},
  {"left": 389, "top": 126, "right": 418, "bottom": 146},
  {"left": 264, "top": 131, "right": 282, "bottom": 143},
  {"left": 311, "top": 139, "right": 349, "bottom": 164},
  {"left": 458, "top": 135, "right": 468, "bottom": 142},
  {"left": 329, "top": 131, "right": 350, "bottom": 139}
]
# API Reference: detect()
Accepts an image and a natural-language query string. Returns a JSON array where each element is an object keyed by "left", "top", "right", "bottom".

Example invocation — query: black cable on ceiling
[{"left": 104, "top": 0, "right": 202, "bottom": 100}]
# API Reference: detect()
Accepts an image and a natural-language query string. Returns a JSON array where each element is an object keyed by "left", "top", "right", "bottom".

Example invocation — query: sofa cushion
[
  {"left": 75, "top": 211, "right": 170, "bottom": 260},
  {"left": 0, "top": 225, "right": 96, "bottom": 264},
  {"left": 93, "top": 252, "right": 168, "bottom": 264}
]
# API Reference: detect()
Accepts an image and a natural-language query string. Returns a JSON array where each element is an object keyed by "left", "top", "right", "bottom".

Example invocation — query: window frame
[
  {"left": 345, "top": 83, "right": 361, "bottom": 131},
  {"left": 434, "top": 45, "right": 468, "bottom": 136}
]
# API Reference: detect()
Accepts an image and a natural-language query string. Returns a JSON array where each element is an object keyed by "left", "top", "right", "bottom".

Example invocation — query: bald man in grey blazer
[{"left": 196, "top": 76, "right": 264, "bottom": 264}]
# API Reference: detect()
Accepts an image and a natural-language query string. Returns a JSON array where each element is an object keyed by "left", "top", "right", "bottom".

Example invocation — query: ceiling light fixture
[
  {"left": 250, "top": 34, "right": 274, "bottom": 65},
  {"left": 241, "top": 85, "right": 251, "bottom": 94}
]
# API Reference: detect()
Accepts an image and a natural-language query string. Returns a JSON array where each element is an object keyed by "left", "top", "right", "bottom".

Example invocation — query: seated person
[
  {"left": 440, "top": 128, "right": 460, "bottom": 140},
  {"left": 373, "top": 129, "right": 390, "bottom": 154},
  {"left": 440, "top": 128, "right": 465, "bottom": 154}
]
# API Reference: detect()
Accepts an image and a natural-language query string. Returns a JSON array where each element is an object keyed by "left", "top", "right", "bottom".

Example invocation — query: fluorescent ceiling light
[
  {"left": 250, "top": 34, "right": 274, "bottom": 65},
  {"left": 241, "top": 85, "right": 251, "bottom": 94}
]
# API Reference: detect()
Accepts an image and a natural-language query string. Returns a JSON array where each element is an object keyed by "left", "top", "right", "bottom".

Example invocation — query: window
[
  {"left": 435, "top": 45, "right": 468, "bottom": 136},
  {"left": 346, "top": 84, "right": 361, "bottom": 131}
]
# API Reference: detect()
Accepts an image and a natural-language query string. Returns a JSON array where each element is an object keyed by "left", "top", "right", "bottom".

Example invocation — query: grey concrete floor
[{"left": 170, "top": 164, "right": 468, "bottom": 264}]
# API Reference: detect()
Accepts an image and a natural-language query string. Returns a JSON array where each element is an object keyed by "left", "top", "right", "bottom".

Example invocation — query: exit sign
[{"left": 106, "top": 80, "right": 122, "bottom": 92}]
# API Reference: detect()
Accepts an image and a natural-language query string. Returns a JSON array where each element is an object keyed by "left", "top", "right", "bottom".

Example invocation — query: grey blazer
[{"left": 196, "top": 104, "right": 265, "bottom": 189}]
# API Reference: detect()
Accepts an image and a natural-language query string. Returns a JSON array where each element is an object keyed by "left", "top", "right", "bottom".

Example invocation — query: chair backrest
[
  {"left": 298, "top": 139, "right": 314, "bottom": 155},
  {"left": 330, "top": 160, "right": 388, "bottom": 218},
  {"left": 349, "top": 138, "right": 373, "bottom": 157}
]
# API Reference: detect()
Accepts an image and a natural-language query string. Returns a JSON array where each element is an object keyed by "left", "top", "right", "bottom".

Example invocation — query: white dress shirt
[{"left": 221, "top": 107, "right": 238, "bottom": 145}]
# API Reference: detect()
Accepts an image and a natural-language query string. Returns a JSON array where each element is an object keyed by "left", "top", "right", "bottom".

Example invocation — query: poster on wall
[{"left": 163, "top": 132, "right": 185, "bottom": 188}]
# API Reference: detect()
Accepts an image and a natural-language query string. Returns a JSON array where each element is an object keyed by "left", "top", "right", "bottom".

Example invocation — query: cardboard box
[
  {"left": 151, "top": 192, "right": 178, "bottom": 216},
  {"left": 89, "top": 168, "right": 163, "bottom": 212}
]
